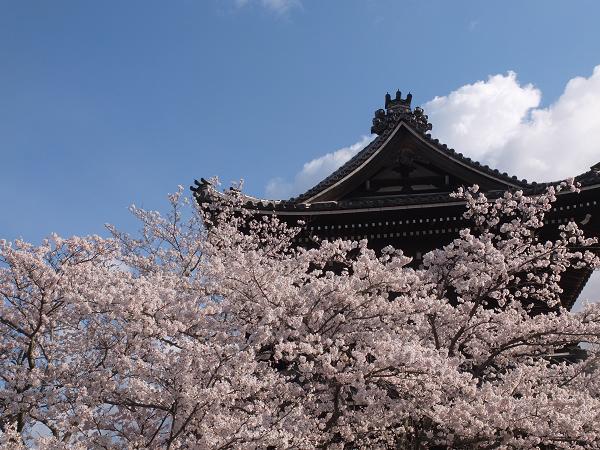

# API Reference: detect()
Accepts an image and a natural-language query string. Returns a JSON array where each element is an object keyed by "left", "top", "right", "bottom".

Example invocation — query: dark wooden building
[{"left": 193, "top": 91, "right": 600, "bottom": 310}]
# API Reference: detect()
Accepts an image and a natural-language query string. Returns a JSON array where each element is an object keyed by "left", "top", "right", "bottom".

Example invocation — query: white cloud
[
  {"left": 266, "top": 135, "right": 374, "bottom": 199},
  {"left": 425, "top": 72, "right": 541, "bottom": 162},
  {"left": 425, "top": 66, "right": 600, "bottom": 181}
]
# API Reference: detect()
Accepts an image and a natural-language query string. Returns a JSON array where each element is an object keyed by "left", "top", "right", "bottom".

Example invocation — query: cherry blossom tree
[{"left": 1, "top": 181, "right": 600, "bottom": 449}]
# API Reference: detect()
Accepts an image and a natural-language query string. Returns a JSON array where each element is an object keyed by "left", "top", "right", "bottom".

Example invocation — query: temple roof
[
  {"left": 191, "top": 91, "right": 600, "bottom": 312},
  {"left": 192, "top": 91, "right": 600, "bottom": 213}
]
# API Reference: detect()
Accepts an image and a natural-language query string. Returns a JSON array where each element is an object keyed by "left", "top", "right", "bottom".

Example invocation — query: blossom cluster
[{"left": 1, "top": 183, "right": 599, "bottom": 449}]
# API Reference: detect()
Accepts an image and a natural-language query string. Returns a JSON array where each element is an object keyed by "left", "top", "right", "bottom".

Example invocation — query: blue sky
[{"left": 2, "top": 0, "right": 600, "bottom": 246}]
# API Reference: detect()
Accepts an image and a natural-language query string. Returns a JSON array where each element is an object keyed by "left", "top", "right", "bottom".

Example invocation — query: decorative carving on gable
[{"left": 394, "top": 147, "right": 428, "bottom": 168}]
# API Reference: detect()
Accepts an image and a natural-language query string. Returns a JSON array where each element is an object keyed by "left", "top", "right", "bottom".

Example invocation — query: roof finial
[
  {"left": 372, "top": 89, "right": 430, "bottom": 135},
  {"left": 383, "top": 89, "right": 412, "bottom": 112}
]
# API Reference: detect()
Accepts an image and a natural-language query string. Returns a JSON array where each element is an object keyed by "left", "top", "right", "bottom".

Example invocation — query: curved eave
[
  {"left": 563, "top": 268, "right": 595, "bottom": 311},
  {"left": 192, "top": 177, "right": 600, "bottom": 217}
]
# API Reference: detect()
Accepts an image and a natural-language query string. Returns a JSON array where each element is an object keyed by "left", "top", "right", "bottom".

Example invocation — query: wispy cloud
[
  {"left": 266, "top": 135, "right": 374, "bottom": 199},
  {"left": 468, "top": 19, "right": 479, "bottom": 31},
  {"left": 232, "top": 0, "right": 301, "bottom": 15}
]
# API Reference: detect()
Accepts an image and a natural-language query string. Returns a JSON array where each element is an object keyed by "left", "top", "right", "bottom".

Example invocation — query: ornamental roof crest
[{"left": 371, "top": 90, "right": 432, "bottom": 135}]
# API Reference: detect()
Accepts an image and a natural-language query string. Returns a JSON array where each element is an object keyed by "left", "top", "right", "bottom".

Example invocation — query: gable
[
  {"left": 340, "top": 148, "right": 465, "bottom": 200},
  {"left": 304, "top": 122, "right": 522, "bottom": 203}
]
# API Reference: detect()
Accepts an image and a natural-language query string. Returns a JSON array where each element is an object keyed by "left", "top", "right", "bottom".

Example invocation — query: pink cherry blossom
[{"left": 1, "top": 182, "right": 599, "bottom": 449}]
